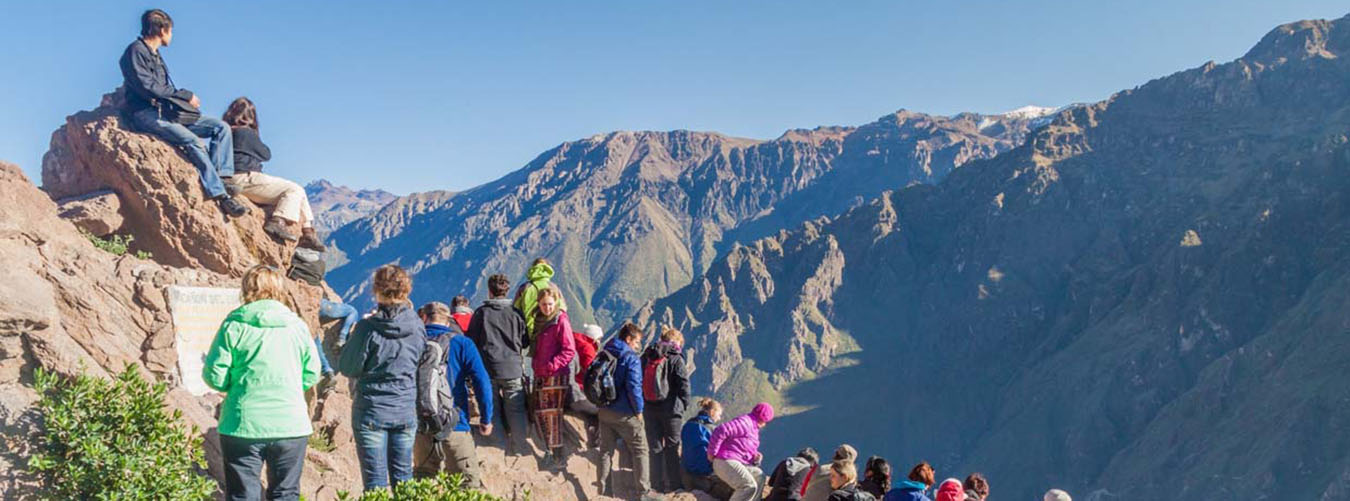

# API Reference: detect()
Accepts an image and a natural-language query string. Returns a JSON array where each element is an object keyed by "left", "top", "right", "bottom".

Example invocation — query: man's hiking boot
[
  {"left": 217, "top": 196, "right": 249, "bottom": 217},
  {"left": 298, "top": 227, "right": 326, "bottom": 252},
  {"left": 264, "top": 217, "right": 299, "bottom": 242}
]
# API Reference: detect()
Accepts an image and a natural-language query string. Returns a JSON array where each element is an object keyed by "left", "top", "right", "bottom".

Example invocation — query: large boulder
[{"left": 42, "top": 90, "right": 294, "bottom": 277}]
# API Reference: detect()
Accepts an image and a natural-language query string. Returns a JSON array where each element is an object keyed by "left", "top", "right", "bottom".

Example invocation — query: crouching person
[
  {"left": 413, "top": 302, "right": 494, "bottom": 489},
  {"left": 203, "top": 265, "right": 320, "bottom": 500},
  {"left": 339, "top": 265, "right": 425, "bottom": 492},
  {"left": 710, "top": 402, "right": 775, "bottom": 501}
]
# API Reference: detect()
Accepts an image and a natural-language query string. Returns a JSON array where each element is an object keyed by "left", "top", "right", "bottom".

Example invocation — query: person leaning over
[
  {"left": 411, "top": 302, "right": 493, "bottom": 488},
  {"left": 338, "top": 264, "right": 425, "bottom": 492},
  {"left": 709, "top": 402, "right": 775, "bottom": 501},
  {"left": 119, "top": 9, "right": 248, "bottom": 217},
  {"left": 202, "top": 265, "right": 320, "bottom": 501},
  {"left": 464, "top": 274, "right": 531, "bottom": 457}
]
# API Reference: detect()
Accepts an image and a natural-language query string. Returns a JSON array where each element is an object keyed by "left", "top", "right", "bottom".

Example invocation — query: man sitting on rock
[{"left": 119, "top": 8, "right": 249, "bottom": 218}]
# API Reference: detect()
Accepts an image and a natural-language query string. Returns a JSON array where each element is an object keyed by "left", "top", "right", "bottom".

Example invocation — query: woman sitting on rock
[
  {"left": 202, "top": 264, "right": 321, "bottom": 500},
  {"left": 222, "top": 97, "right": 324, "bottom": 251}
]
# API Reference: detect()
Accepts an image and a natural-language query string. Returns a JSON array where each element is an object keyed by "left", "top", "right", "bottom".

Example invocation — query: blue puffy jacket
[
  {"left": 602, "top": 337, "right": 643, "bottom": 415},
  {"left": 681, "top": 412, "right": 715, "bottom": 475},
  {"left": 425, "top": 323, "right": 493, "bottom": 433},
  {"left": 883, "top": 481, "right": 933, "bottom": 501}
]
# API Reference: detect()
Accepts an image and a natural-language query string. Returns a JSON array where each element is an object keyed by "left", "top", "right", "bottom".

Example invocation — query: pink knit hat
[{"left": 750, "top": 402, "right": 774, "bottom": 423}]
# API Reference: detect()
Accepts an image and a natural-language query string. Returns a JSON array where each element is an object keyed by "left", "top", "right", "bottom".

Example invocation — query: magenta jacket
[
  {"left": 531, "top": 311, "right": 576, "bottom": 378},
  {"left": 708, "top": 413, "right": 761, "bottom": 464}
]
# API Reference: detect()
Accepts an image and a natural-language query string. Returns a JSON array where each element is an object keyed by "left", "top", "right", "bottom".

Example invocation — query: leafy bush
[
  {"left": 82, "top": 230, "right": 133, "bottom": 256},
  {"left": 28, "top": 365, "right": 215, "bottom": 500},
  {"left": 308, "top": 428, "right": 336, "bottom": 453},
  {"left": 337, "top": 473, "right": 502, "bottom": 501}
]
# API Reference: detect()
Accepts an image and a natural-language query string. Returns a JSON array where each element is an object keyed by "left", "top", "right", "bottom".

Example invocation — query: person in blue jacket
[
  {"left": 682, "top": 398, "right": 734, "bottom": 497},
  {"left": 595, "top": 323, "right": 658, "bottom": 499},
  {"left": 412, "top": 302, "right": 493, "bottom": 489}
]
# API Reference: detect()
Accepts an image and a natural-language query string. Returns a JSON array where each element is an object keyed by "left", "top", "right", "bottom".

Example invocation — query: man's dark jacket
[
  {"left": 465, "top": 298, "right": 528, "bottom": 380},
  {"left": 119, "top": 38, "right": 193, "bottom": 114}
]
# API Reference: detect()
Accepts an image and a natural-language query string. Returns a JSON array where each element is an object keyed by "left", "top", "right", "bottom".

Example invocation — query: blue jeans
[
  {"left": 314, "top": 338, "right": 333, "bottom": 374},
  {"left": 220, "top": 434, "right": 307, "bottom": 501},
  {"left": 129, "top": 108, "right": 234, "bottom": 198},
  {"left": 353, "top": 419, "right": 416, "bottom": 491},
  {"left": 319, "top": 299, "right": 359, "bottom": 345}
]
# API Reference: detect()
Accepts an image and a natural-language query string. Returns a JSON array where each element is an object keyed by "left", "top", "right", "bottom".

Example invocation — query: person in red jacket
[
  {"left": 573, "top": 323, "right": 602, "bottom": 387},
  {"left": 450, "top": 296, "right": 472, "bottom": 332}
]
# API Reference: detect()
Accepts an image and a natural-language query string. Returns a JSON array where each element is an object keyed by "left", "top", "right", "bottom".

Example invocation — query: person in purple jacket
[{"left": 708, "top": 402, "right": 775, "bottom": 501}]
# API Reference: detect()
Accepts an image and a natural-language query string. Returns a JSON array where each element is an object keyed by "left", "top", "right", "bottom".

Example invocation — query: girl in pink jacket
[{"left": 530, "top": 288, "right": 575, "bottom": 465}]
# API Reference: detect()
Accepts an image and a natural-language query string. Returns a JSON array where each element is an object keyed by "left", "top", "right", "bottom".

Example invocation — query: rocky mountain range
[
  {"left": 303, "top": 179, "right": 398, "bottom": 235},
  {"left": 639, "top": 14, "right": 1350, "bottom": 500},
  {"left": 328, "top": 108, "right": 1053, "bottom": 322}
]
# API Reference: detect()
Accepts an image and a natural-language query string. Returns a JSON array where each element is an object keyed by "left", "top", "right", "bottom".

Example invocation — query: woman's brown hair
[
  {"left": 223, "top": 97, "right": 259, "bottom": 130},
  {"left": 372, "top": 264, "right": 412, "bottom": 305},
  {"left": 241, "top": 265, "right": 290, "bottom": 307},
  {"left": 908, "top": 461, "right": 935, "bottom": 486},
  {"left": 660, "top": 326, "right": 684, "bottom": 344},
  {"left": 697, "top": 397, "right": 720, "bottom": 412}
]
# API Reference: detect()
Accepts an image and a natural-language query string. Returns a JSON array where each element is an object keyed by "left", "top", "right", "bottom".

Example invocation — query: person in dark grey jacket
[
  {"left": 642, "top": 328, "right": 691, "bottom": 492},
  {"left": 338, "top": 265, "right": 425, "bottom": 492},
  {"left": 464, "top": 273, "right": 530, "bottom": 456},
  {"left": 118, "top": 9, "right": 248, "bottom": 217}
]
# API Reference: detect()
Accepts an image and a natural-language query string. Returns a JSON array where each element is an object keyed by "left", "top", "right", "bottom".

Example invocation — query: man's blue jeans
[
  {"left": 319, "top": 299, "right": 359, "bottom": 345},
  {"left": 353, "top": 419, "right": 416, "bottom": 491},
  {"left": 129, "top": 108, "right": 234, "bottom": 198}
]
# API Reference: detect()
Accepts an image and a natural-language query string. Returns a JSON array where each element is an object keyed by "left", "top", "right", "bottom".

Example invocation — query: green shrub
[
  {"left": 82, "top": 230, "right": 134, "bottom": 256},
  {"left": 28, "top": 365, "right": 215, "bottom": 500},
  {"left": 336, "top": 473, "right": 502, "bottom": 501},
  {"left": 308, "top": 428, "right": 336, "bottom": 453}
]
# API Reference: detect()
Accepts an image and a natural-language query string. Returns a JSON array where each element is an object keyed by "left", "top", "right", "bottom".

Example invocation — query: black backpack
[
  {"left": 584, "top": 349, "right": 620, "bottom": 407},
  {"left": 416, "top": 331, "right": 459, "bottom": 440},
  {"left": 287, "top": 247, "right": 325, "bottom": 287}
]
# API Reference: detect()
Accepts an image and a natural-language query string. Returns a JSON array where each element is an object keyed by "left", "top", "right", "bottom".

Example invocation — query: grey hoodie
[{"left": 338, "top": 302, "right": 425, "bottom": 425}]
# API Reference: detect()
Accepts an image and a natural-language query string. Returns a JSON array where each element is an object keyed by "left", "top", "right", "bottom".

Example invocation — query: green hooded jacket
[
  {"left": 203, "top": 299, "right": 320, "bottom": 439},
  {"left": 514, "top": 261, "right": 567, "bottom": 341}
]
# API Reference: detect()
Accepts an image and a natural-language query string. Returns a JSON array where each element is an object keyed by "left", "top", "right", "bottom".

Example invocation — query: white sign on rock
[{"left": 167, "top": 286, "right": 241, "bottom": 396}]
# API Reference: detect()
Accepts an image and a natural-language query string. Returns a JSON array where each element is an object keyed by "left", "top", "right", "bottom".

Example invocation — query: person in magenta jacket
[
  {"left": 708, "top": 402, "right": 775, "bottom": 501},
  {"left": 529, "top": 288, "right": 575, "bottom": 466}
]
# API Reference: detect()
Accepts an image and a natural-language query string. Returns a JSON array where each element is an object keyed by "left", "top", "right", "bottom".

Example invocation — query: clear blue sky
[{"left": 1, "top": 1, "right": 1345, "bottom": 195}]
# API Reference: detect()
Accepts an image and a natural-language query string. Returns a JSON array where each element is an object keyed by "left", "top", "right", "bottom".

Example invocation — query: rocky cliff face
[
  {"left": 304, "top": 179, "right": 398, "bottom": 235},
  {"left": 329, "top": 110, "right": 1047, "bottom": 324},
  {"left": 639, "top": 14, "right": 1350, "bottom": 500}
]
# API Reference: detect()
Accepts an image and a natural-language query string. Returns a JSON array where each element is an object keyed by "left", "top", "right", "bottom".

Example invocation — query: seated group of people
[{"left": 120, "top": 9, "right": 323, "bottom": 250}]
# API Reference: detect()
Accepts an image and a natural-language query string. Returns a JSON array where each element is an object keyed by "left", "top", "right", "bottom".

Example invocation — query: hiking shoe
[
  {"left": 265, "top": 217, "right": 299, "bottom": 242},
  {"left": 639, "top": 491, "right": 665, "bottom": 501},
  {"left": 217, "top": 197, "right": 249, "bottom": 217},
  {"left": 298, "top": 227, "right": 326, "bottom": 252}
]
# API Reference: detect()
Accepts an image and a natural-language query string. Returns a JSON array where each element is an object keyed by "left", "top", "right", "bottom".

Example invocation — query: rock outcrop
[
  {"left": 4, "top": 93, "right": 706, "bottom": 500},
  {"left": 42, "top": 90, "right": 296, "bottom": 277},
  {"left": 639, "top": 13, "right": 1350, "bottom": 500}
]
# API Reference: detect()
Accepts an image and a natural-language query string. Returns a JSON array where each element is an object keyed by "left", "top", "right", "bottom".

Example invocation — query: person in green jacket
[
  {"left": 203, "top": 264, "right": 321, "bottom": 501},
  {"left": 513, "top": 258, "right": 568, "bottom": 342}
]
